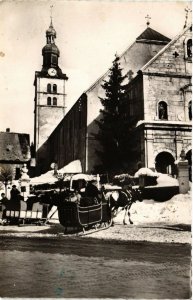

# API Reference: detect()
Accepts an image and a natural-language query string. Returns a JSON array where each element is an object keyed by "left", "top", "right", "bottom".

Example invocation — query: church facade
[
  {"left": 34, "top": 22, "right": 192, "bottom": 176},
  {"left": 124, "top": 24, "right": 192, "bottom": 175}
]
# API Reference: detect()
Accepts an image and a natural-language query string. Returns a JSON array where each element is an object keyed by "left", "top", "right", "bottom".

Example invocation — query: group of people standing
[{"left": 0, "top": 185, "right": 21, "bottom": 204}]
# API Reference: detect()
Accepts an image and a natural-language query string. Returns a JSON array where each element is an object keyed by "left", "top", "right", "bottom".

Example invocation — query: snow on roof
[
  {"left": 136, "top": 120, "right": 192, "bottom": 127},
  {"left": 134, "top": 168, "right": 158, "bottom": 177},
  {"left": 71, "top": 173, "right": 96, "bottom": 181},
  {"left": 58, "top": 160, "right": 82, "bottom": 174}
]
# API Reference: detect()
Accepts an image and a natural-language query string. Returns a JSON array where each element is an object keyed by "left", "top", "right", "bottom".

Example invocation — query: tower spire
[
  {"left": 145, "top": 14, "right": 151, "bottom": 27},
  {"left": 184, "top": 6, "right": 192, "bottom": 29},
  {"left": 50, "top": 5, "right": 53, "bottom": 27},
  {"left": 46, "top": 6, "right": 56, "bottom": 45}
]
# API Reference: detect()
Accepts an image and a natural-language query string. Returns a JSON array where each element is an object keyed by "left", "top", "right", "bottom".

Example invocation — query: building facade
[
  {"left": 35, "top": 23, "right": 192, "bottom": 176},
  {"left": 0, "top": 128, "right": 31, "bottom": 180},
  {"left": 125, "top": 24, "right": 192, "bottom": 175}
]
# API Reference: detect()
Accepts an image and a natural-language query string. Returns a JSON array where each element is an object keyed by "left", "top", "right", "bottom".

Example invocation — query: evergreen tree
[{"left": 94, "top": 55, "right": 129, "bottom": 174}]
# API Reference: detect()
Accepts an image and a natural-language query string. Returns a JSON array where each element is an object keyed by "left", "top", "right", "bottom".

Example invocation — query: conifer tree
[{"left": 95, "top": 55, "right": 129, "bottom": 174}]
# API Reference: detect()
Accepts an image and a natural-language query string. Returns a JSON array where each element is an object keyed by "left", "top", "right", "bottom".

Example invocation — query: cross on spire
[
  {"left": 145, "top": 14, "right": 151, "bottom": 27},
  {"left": 50, "top": 5, "right": 53, "bottom": 26},
  {"left": 184, "top": 6, "right": 192, "bottom": 29}
]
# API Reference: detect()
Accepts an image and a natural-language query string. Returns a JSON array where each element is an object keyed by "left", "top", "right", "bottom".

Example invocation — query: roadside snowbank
[{"left": 114, "top": 192, "right": 191, "bottom": 225}]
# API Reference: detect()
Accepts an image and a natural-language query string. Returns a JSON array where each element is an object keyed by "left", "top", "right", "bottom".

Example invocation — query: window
[
  {"left": 187, "top": 39, "right": 192, "bottom": 58},
  {"left": 53, "top": 97, "right": 57, "bottom": 106},
  {"left": 47, "top": 97, "right": 51, "bottom": 105},
  {"left": 53, "top": 84, "right": 57, "bottom": 93},
  {"left": 47, "top": 84, "right": 51, "bottom": 93},
  {"left": 188, "top": 101, "right": 192, "bottom": 120},
  {"left": 158, "top": 101, "right": 168, "bottom": 120}
]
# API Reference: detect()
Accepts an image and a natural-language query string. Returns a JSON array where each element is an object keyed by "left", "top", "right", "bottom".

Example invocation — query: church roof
[
  {"left": 141, "top": 23, "right": 192, "bottom": 72},
  {"left": 136, "top": 27, "right": 171, "bottom": 43},
  {"left": 86, "top": 27, "right": 170, "bottom": 93},
  {"left": 42, "top": 43, "right": 60, "bottom": 56},
  {"left": 0, "top": 131, "right": 31, "bottom": 162}
]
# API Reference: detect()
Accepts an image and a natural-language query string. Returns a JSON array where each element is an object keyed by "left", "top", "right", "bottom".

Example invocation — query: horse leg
[
  {"left": 123, "top": 206, "right": 128, "bottom": 225},
  {"left": 128, "top": 208, "right": 133, "bottom": 225},
  {"left": 111, "top": 208, "right": 117, "bottom": 226}
]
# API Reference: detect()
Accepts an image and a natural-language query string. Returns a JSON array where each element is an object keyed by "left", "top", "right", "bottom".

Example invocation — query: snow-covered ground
[{"left": 0, "top": 192, "right": 191, "bottom": 244}]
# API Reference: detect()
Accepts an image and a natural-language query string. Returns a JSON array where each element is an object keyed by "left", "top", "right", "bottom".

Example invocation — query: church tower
[{"left": 34, "top": 18, "right": 68, "bottom": 152}]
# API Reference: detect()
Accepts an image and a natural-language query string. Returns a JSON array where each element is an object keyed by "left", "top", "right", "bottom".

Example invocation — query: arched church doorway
[
  {"left": 186, "top": 150, "right": 192, "bottom": 181},
  {"left": 155, "top": 151, "right": 176, "bottom": 176}
]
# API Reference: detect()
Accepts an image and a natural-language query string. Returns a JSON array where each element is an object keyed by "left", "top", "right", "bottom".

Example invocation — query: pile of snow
[
  {"left": 30, "top": 171, "right": 57, "bottom": 185},
  {"left": 156, "top": 173, "right": 179, "bottom": 187},
  {"left": 114, "top": 192, "right": 191, "bottom": 225},
  {"left": 134, "top": 168, "right": 157, "bottom": 177}
]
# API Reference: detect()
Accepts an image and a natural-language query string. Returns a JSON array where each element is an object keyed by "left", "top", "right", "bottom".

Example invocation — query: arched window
[
  {"left": 53, "top": 97, "right": 57, "bottom": 106},
  {"left": 47, "top": 84, "right": 51, "bottom": 93},
  {"left": 53, "top": 84, "right": 57, "bottom": 93},
  {"left": 188, "top": 101, "right": 192, "bottom": 120},
  {"left": 158, "top": 101, "right": 168, "bottom": 120},
  {"left": 187, "top": 39, "right": 192, "bottom": 58},
  {"left": 47, "top": 97, "right": 51, "bottom": 105}
]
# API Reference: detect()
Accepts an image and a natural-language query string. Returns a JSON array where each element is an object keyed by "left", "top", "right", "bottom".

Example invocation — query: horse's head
[
  {"left": 111, "top": 191, "right": 119, "bottom": 201},
  {"left": 131, "top": 188, "right": 143, "bottom": 202}
]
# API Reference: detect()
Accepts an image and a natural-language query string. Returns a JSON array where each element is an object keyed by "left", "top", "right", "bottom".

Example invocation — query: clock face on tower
[{"left": 48, "top": 68, "right": 57, "bottom": 76}]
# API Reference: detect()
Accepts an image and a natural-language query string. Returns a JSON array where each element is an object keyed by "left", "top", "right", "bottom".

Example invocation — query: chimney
[{"left": 6, "top": 128, "right": 10, "bottom": 133}]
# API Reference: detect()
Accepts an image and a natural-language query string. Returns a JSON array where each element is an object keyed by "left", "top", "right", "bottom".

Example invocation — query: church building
[{"left": 34, "top": 19, "right": 192, "bottom": 176}]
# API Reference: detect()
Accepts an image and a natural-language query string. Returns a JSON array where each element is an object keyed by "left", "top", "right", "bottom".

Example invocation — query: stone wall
[{"left": 143, "top": 75, "right": 191, "bottom": 122}]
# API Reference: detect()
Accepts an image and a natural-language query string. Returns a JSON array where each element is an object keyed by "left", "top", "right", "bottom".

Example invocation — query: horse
[{"left": 105, "top": 187, "right": 143, "bottom": 225}]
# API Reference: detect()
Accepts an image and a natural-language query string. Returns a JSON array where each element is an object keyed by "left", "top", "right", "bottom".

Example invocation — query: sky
[{"left": 0, "top": 0, "right": 191, "bottom": 142}]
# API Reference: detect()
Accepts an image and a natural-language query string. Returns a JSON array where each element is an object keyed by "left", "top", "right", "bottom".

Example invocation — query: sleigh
[{"left": 58, "top": 199, "right": 111, "bottom": 233}]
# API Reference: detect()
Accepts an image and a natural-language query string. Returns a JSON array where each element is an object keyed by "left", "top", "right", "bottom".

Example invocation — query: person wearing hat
[
  {"left": 0, "top": 193, "right": 8, "bottom": 221},
  {"left": 10, "top": 185, "right": 20, "bottom": 201},
  {"left": 85, "top": 180, "right": 99, "bottom": 199}
]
